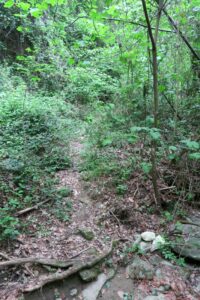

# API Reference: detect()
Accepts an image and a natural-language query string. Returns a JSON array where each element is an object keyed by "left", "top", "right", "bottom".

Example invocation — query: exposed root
[
  {"left": 23, "top": 241, "right": 115, "bottom": 293},
  {"left": 0, "top": 257, "right": 76, "bottom": 269}
]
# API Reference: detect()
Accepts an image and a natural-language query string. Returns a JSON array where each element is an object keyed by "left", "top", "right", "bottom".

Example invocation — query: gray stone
[
  {"left": 149, "top": 254, "right": 163, "bottom": 266},
  {"left": 82, "top": 273, "right": 108, "bottom": 300},
  {"left": 79, "top": 267, "right": 100, "bottom": 282},
  {"left": 139, "top": 241, "right": 152, "bottom": 253},
  {"left": 141, "top": 231, "right": 156, "bottom": 242},
  {"left": 79, "top": 228, "right": 95, "bottom": 241},
  {"left": 169, "top": 221, "right": 200, "bottom": 262},
  {"left": 126, "top": 256, "right": 154, "bottom": 280}
]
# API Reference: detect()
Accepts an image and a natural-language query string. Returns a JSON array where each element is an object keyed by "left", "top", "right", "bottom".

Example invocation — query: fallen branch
[
  {"left": 109, "top": 210, "right": 121, "bottom": 232},
  {"left": 160, "top": 186, "right": 176, "bottom": 191},
  {"left": 0, "top": 257, "right": 75, "bottom": 269},
  {"left": 23, "top": 241, "right": 115, "bottom": 293},
  {"left": 15, "top": 199, "right": 52, "bottom": 217}
]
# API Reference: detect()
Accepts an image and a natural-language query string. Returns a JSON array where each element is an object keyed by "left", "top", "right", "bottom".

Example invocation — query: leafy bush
[
  {"left": 0, "top": 67, "right": 72, "bottom": 239},
  {"left": 65, "top": 67, "right": 119, "bottom": 103}
]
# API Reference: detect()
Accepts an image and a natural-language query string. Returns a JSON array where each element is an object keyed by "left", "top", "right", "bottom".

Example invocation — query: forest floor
[{"left": 0, "top": 136, "right": 200, "bottom": 300}]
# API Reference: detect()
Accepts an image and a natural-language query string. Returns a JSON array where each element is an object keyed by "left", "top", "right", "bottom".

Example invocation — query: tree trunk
[{"left": 141, "top": 0, "right": 161, "bottom": 207}]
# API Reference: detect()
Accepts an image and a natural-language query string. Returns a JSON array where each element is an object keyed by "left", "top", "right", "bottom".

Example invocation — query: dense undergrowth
[
  {"left": 81, "top": 97, "right": 200, "bottom": 213},
  {"left": 0, "top": 67, "right": 77, "bottom": 240}
]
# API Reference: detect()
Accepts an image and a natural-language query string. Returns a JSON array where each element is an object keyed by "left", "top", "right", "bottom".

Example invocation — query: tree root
[
  {"left": 0, "top": 257, "right": 76, "bottom": 269},
  {"left": 22, "top": 241, "right": 115, "bottom": 293}
]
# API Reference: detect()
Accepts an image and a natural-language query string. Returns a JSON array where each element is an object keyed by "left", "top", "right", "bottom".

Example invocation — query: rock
[
  {"left": 151, "top": 235, "right": 165, "bottom": 252},
  {"left": 117, "top": 291, "right": 126, "bottom": 299},
  {"left": 141, "top": 231, "right": 156, "bottom": 242},
  {"left": 70, "top": 288, "right": 78, "bottom": 296},
  {"left": 79, "top": 267, "right": 100, "bottom": 282},
  {"left": 126, "top": 256, "right": 154, "bottom": 280},
  {"left": 139, "top": 241, "right": 152, "bottom": 253},
  {"left": 144, "top": 295, "right": 166, "bottom": 300},
  {"left": 149, "top": 254, "right": 163, "bottom": 266},
  {"left": 82, "top": 273, "right": 108, "bottom": 300},
  {"left": 169, "top": 220, "right": 200, "bottom": 261},
  {"left": 79, "top": 228, "right": 94, "bottom": 241}
]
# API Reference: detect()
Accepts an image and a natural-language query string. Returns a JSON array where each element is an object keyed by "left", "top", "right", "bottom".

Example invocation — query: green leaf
[
  {"left": 17, "top": 26, "right": 23, "bottom": 32},
  {"left": 159, "top": 85, "right": 166, "bottom": 92},
  {"left": 16, "top": 55, "right": 25, "bottom": 61},
  {"left": 18, "top": 2, "right": 30, "bottom": 11},
  {"left": 4, "top": 0, "right": 14, "bottom": 8},
  {"left": 31, "top": 76, "right": 40, "bottom": 82},
  {"left": 181, "top": 139, "right": 199, "bottom": 150},
  {"left": 169, "top": 146, "right": 177, "bottom": 151},
  {"left": 189, "top": 152, "right": 200, "bottom": 160},
  {"left": 30, "top": 8, "right": 42, "bottom": 18},
  {"left": 140, "top": 162, "right": 152, "bottom": 174},
  {"left": 130, "top": 126, "right": 146, "bottom": 133},
  {"left": 105, "top": 0, "right": 113, "bottom": 5},
  {"left": 68, "top": 58, "right": 75, "bottom": 65},
  {"left": 101, "top": 138, "right": 113, "bottom": 147},
  {"left": 149, "top": 129, "right": 161, "bottom": 141},
  {"left": 90, "top": 10, "right": 101, "bottom": 20}
]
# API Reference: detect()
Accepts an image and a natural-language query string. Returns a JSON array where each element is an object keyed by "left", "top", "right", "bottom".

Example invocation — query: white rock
[
  {"left": 82, "top": 273, "right": 108, "bottom": 300},
  {"left": 151, "top": 235, "right": 165, "bottom": 252},
  {"left": 141, "top": 231, "right": 156, "bottom": 242},
  {"left": 70, "top": 288, "right": 78, "bottom": 296},
  {"left": 144, "top": 295, "right": 165, "bottom": 300},
  {"left": 117, "top": 290, "right": 126, "bottom": 299}
]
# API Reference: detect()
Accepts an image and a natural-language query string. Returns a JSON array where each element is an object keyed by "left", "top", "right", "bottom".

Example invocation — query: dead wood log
[
  {"left": 15, "top": 199, "right": 52, "bottom": 217},
  {"left": 23, "top": 241, "right": 115, "bottom": 293}
]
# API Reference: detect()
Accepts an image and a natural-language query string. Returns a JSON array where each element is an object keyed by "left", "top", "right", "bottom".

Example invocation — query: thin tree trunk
[
  {"left": 141, "top": 0, "right": 161, "bottom": 207},
  {"left": 152, "top": 47, "right": 159, "bottom": 128}
]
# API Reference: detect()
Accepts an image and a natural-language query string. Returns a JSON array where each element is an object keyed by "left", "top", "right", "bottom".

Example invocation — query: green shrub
[
  {"left": 65, "top": 67, "right": 119, "bottom": 103},
  {"left": 0, "top": 68, "right": 72, "bottom": 240}
]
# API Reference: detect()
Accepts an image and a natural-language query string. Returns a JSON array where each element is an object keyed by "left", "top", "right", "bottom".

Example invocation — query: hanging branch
[
  {"left": 154, "top": 0, "right": 200, "bottom": 61},
  {"left": 102, "top": 17, "right": 173, "bottom": 33}
]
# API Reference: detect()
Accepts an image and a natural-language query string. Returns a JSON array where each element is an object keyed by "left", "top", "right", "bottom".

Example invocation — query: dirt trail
[
  {"left": 1, "top": 138, "right": 199, "bottom": 300},
  {"left": 56, "top": 139, "right": 126, "bottom": 257},
  {"left": 22, "top": 138, "right": 133, "bottom": 300}
]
